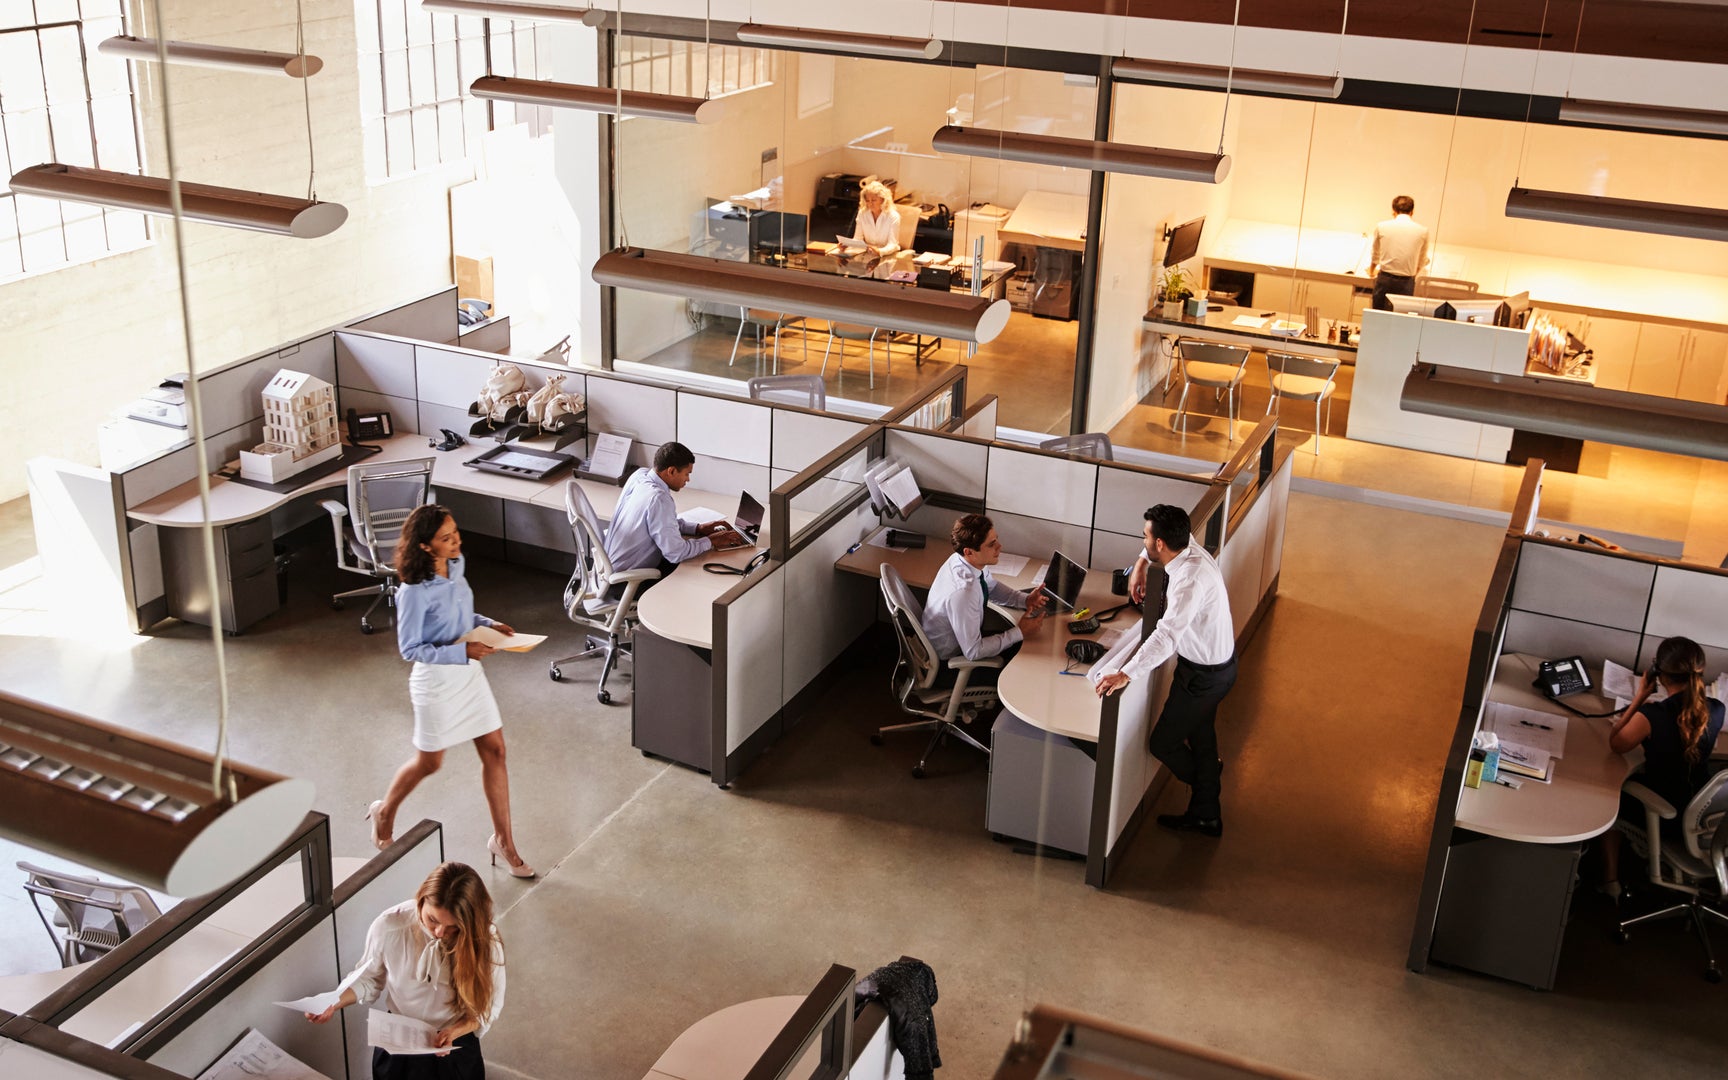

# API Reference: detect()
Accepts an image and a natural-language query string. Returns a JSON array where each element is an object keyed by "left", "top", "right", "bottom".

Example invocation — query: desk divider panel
[
  {"left": 1100, "top": 619, "right": 1168, "bottom": 875},
  {"left": 679, "top": 392, "right": 773, "bottom": 467},
  {"left": 954, "top": 395, "right": 998, "bottom": 441},
  {"left": 985, "top": 446, "right": 1096, "bottom": 528},
  {"left": 1645, "top": 563, "right": 1728, "bottom": 648},
  {"left": 413, "top": 342, "right": 497, "bottom": 438},
  {"left": 986, "top": 510, "right": 1091, "bottom": 569},
  {"left": 772, "top": 410, "right": 868, "bottom": 474},
  {"left": 882, "top": 429, "right": 988, "bottom": 501},
  {"left": 335, "top": 332, "right": 419, "bottom": 430},
  {"left": 716, "top": 565, "right": 786, "bottom": 781},
  {"left": 1509, "top": 542, "right": 1657, "bottom": 630},
  {"left": 1504, "top": 610, "right": 1643, "bottom": 670},
  {"left": 586, "top": 377, "right": 677, "bottom": 469},
  {"left": 334, "top": 822, "right": 445, "bottom": 1080},
  {"left": 347, "top": 286, "right": 459, "bottom": 343}
]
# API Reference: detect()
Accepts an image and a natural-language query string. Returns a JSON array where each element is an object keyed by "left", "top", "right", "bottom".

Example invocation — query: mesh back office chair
[
  {"left": 1616, "top": 770, "right": 1728, "bottom": 981},
  {"left": 1172, "top": 340, "right": 1251, "bottom": 442},
  {"left": 320, "top": 457, "right": 435, "bottom": 634},
  {"left": 1264, "top": 352, "right": 1341, "bottom": 455},
  {"left": 748, "top": 374, "right": 827, "bottom": 411},
  {"left": 548, "top": 480, "right": 661, "bottom": 705},
  {"left": 873, "top": 563, "right": 1000, "bottom": 779},
  {"left": 1040, "top": 433, "right": 1114, "bottom": 461},
  {"left": 18, "top": 861, "right": 162, "bottom": 967},
  {"left": 731, "top": 308, "right": 807, "bottom": 371}
]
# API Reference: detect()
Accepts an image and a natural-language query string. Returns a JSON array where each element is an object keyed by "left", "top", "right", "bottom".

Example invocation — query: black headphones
[
  {"left": 1066, "top": 639, "right": 1108, "bottom": 665},
  {"left": 702, "top": 550, "right": 771, "bottom": 575}
]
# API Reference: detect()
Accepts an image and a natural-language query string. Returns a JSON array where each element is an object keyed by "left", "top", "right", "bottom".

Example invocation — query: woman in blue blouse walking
[{"left": 367, "top": 505, "right": 535, "bottom": 878}]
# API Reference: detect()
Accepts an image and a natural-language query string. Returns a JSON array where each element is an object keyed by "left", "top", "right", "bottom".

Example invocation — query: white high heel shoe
[
  {"left": 487, "top": 834, "right": 536, "bottom": 879},
  {"left": 365, "top": 801, "right": 390, "bottom": 851}
]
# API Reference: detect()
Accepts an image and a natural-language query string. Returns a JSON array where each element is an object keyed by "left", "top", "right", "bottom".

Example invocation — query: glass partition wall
[{"left": 608, "top": 35, "right": 1092, "bottom": 435}]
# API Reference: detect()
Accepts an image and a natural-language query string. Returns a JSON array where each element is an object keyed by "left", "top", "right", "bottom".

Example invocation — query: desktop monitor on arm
[{"left": 1163, "top": 216, "right": 1205, "bottom": 266}]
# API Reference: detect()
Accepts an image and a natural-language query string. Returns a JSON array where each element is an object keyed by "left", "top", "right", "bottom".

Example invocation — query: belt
[{"left": 1177, "top": 654, "right": 1235, "bottom": 672}]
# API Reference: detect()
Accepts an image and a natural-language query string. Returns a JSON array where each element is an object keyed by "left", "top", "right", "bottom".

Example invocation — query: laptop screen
[
  {"left": 735, "top": 491, "right": 765, "bottom": 535},
  {"left": 1040, "top": 551, "right": 1087, "bottom": 612}
]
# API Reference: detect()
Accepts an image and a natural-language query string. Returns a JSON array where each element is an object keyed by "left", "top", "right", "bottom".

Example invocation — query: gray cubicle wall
[{"left": 347, "top": 285, "right": 461, "bottom": 344}]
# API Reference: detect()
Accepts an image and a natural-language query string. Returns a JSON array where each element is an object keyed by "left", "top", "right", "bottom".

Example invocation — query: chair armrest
[
  {"left": 1623, "top": 781, "right": 1677, "bottom": 820},
  {"left": 319, "top": 499, "right": 348, "bottom": 518},
  {"left": 948, "top": 655, "right": 1006, "bottom": 670},
  {"left": 610, "top": 568, "right": 662, "bottom": 583},
  {"left": 1624, "top": 780, "right": 1677, "bottom": 886},
  {"left": 1712, "top": 819, "right": 1728, "bottom": 896}
]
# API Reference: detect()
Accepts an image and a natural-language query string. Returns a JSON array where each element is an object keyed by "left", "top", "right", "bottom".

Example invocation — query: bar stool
[
  {"left": 1173, "top": 341, "right": 1250, "bottom": 441},
  {"left": 822, "top": 323, "right": 888, "bottom": 388},
  {"left": 1264, "top": 352, "right": 1340, "bottom": 455}
]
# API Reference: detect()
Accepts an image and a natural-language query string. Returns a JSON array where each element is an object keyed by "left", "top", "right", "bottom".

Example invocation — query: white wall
[{"left": 0, "top": 0, "right": 465, "bottom": 502}]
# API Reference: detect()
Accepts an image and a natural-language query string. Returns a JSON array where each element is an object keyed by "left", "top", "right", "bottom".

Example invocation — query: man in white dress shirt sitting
[
  {"left": 1369, "top": 194, "right": 1430, "bottom": 311},
  {"left": 602, "top": 441, "right": 740, "bottom": 597},
  {"left": 921, "top": 514, "right": 1046, "bottom": 687},
  {"left": 1095, "top": 505, "right": 1236, "bottom": 837}
]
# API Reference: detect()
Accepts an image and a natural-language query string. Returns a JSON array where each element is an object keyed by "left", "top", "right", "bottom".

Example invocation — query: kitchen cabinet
[
  {"left": 1628, "top": 322, "right": 1686, "bottom": 399},
  {"left": 1252, "top": 272, "right": 1363, "bottom": 322}
]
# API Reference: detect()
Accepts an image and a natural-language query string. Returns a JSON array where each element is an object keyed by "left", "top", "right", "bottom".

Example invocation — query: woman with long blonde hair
[
  {"left": 1599, "top": 637, "right": 1725, "bottom": 898},
  {"left": 308, "top": 862, "right": 505, "bottom": 1078}
]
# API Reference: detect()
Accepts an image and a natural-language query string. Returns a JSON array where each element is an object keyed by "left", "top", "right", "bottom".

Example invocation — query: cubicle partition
[{"left": 1408, "top": 461, "right": 1728, "bottom": 985}]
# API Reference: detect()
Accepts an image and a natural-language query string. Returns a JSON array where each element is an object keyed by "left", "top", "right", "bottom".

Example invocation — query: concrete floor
[{"left": 3, "top": 493, "right": 1727, "bottom": 1078}]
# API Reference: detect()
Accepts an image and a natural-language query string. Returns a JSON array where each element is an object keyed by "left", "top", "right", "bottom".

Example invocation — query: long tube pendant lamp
[
  {"left": 470, "top": 74, "right": 721, "bottom": 124},
  {"left": 1112, "top": 57, "right": 1341, "bottom": 100},
  {"left": 422, "top": 0, "right": 605, "bottom": 24},
  {"left": 1557, "top": 99, "right": 1728, "bottom": 137},
  {"left": 593, "top": 247, "right": 1012, "bottom": 343},
  {"left": 1505, "top": 186, "right": 1728, "bottom": 243},
  {"left": 98, "top": 35, "right": 323, "bottom": 78},
  {"left": 735, "top": 23, "right": 943, "bottom": 60},
  {"left": 0, "top": 691, "right": 315, "bottom": 896},
  {"left": 931, "top": 126, "right": 1230, "bottom": 183},
  {"left": 1401, "top": 363, "right": 1728, "bottom": 462},
  {"left": 10, "top": 164, "right": 347, "bottom": 238}
]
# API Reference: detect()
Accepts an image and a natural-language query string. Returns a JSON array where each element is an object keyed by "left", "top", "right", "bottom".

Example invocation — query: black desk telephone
[
  {"left": 347, "top": 409, "right": 393, "bottom": 443},
  {"left": 1536, "top": 656, "right": 1592, "bottom": 698}
]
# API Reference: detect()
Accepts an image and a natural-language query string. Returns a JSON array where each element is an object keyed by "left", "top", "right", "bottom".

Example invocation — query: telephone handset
[
  {"left": 347, "top": 408, "right": 393, "bottom": 445},
  {"left": 1535, "top": 656, "right": 1592, "bottom": 699}
]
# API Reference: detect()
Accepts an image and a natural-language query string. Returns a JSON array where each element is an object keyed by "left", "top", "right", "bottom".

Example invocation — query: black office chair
[
  {"left": 873, "top": 564, "right": 999, "bottom": 779},
  {"left": 320, "top": 457, "right": 434, "bottom": 633},
  {"left": 1616, "top": 770, "right": 1728, "bottom": 981}
]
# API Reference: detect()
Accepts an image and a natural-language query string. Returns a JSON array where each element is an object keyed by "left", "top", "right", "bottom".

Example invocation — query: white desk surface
[
  {"left": 58, "top": 921, "right": 254, "bottom": 1047},
  {"left": 644, "top": 995, "right": 809, "bottom": 1080},
  {"left": 1454, "top": 653, "right": 1632, "bottom": 845},
  {"left": 835, "top": 534, "right": 1117, "bottom": 743},
  {"left": 0, "top": 961, "right": 87, "bottom": 1015},
  {"left": 202, "top": 855, "right": 369, "bottom": 939},
  {"left": 999, "top": 191, "right": 1089, "bottom": 253}
]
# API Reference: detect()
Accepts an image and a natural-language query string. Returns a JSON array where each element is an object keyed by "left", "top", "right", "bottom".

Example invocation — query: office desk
[
  {"left": 55, "top": 922, "right": 254, "bottom": 1047},
  {"left": 1429, "top": 652, "right": 1629, "bottom": 989},
  {"left": 636, "top": 544, "right": 772, "bottom": 650},
  {"left": 643, "top": 995, "right": 810, "bottom": 1080},
  {"left": 0, "top": 962, "right": 87, "bottom": 1016},
  {"left": 1142, "top": 307, "right": 1359, "bottom": 363}
]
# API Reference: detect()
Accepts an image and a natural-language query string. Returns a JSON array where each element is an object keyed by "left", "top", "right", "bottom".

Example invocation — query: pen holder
[{"left": 1111, "top": 568, "right": 1130, "bottom": 596}]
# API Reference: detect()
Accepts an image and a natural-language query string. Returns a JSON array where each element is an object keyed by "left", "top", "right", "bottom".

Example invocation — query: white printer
[{"left": 126, "top": 375, "right": 190, "bottom": 428}]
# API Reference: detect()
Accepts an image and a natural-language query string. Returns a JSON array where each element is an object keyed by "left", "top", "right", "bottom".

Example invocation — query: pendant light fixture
[
  {"left": 1504, "top": 187, "right": 1728, "bottom": 243},
  {"left": 0, "top": 691, "right": 316, "bottom": 896},
  {"left": 469, "top": 74, "right": 721, "bottom": 123},
  {"left": 99, "top": 35, "right": 323, "bottom": 77},
  {"left": 1401, "top": 363, "right": 1728, "bottom": 461},
  {"left": 593, "top": 248, "right": 1012, "bottom": 343},
  {"left": 735, "top": 23, "right": 943, "bottom": 60},
  {"left": 9, "top": 164, "right": 348, "bottom": 238},
  {"left": 1557, "top": 98, "right": 1728, "bottom": 137},
  {"left": 1111, "top": 58, "right": 1341, "bottom": 100},
  {"left": 931, "top": 126, "right": 1230, "bottom": 183},
  {"left": 423, "top": 0, "right": 606, "bottom": 23}
]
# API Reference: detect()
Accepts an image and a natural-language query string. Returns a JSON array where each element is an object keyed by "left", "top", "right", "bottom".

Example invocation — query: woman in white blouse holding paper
[
  {"left": 366, "top": 505, "right": 535, "bottom": 879},
  {"left": 307, "top": 862, "right": 504, "bottom": 1079},
  {"left": 852, "top": 179, "right": 902, "bottom": 259}
]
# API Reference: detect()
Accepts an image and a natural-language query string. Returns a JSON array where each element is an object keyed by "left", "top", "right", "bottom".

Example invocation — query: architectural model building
[{"left": 239, "top": 369, "right": 342, "bottom": 482}]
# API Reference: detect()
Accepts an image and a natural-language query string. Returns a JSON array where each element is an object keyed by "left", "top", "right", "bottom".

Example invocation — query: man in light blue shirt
[{"left": 603, "top": 442, "right": 740, "bottom": 590}]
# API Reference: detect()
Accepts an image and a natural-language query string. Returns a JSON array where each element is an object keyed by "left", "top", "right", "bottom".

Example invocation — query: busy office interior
[{"left": 2, "top": 1, "right": 1727, "bottom": 1078}]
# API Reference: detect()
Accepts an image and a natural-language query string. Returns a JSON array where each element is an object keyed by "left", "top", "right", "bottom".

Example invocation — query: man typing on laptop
[
  {"left": 921, "top": 514, "right": 1047, "bottom": 688},
  {"left": 604, "top": 441, "right": 742, "bottom": 595}
]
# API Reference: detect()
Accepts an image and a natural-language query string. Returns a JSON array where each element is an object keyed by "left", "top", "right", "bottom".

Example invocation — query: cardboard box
[{"left": 455, "top": 254, "right": 494, "bottom": 304}]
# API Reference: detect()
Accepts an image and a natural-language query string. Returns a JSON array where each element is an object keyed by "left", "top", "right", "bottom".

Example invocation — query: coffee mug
[{"left": 1111, "top": 568, "right": 1130, "bottom": 596}]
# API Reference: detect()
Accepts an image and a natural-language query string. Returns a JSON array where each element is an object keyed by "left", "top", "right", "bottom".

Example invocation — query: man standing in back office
[
  {"left": 1095, "top": 505, "right": 1236, "bottom": 838},
  {"left": 604, "top": 441, "right": 740, "bottom": 592},
  {"left": 1369, "top": 194, "right": 1429, "bottom": 311}
]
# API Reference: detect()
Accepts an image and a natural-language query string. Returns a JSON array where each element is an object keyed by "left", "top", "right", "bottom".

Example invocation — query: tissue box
[{"left": 1183, "top": 296, "right": 1209, "bottom": 317}]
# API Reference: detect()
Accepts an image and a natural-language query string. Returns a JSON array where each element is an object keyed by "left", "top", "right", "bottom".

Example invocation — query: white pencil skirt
[{"left": 408, "top": 661, "right": 503, "bottom": 752}]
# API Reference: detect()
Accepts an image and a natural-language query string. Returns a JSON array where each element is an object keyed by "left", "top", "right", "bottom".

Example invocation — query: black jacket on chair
[{"left": 858, "top": 956, "right": 941, "bottom": 1080}]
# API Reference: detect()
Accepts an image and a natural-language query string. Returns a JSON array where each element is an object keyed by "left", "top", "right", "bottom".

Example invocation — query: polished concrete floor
[{"left": 3, "top": 494, "right": 1726, "bottom": 1078}]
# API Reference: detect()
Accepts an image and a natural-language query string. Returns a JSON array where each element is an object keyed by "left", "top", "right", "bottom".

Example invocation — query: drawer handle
[{"left": 233, "top": 543, "right": 270, "bottom": 558}]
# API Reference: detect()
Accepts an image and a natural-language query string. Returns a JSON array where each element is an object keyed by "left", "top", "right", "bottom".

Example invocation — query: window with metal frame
[
  {"left": 612, "top": 34, "right": 774, "bottom": 106},
  {"left": 0, "top": 0, "right": 149, "bottom": 282},
  {"left": 354, "top": 0, "right": 552, "bottom": 183}
]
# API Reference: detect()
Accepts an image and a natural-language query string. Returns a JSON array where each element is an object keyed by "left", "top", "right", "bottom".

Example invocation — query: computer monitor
[
  {"left": 1387, "top": 294, "right": 1451, "bottom": 318},
  {"left": 1038, "top": 551, "right": 1087, "bottom": 613},
  {"left": 1163, "top": 216, "right": 1205, "bottom": 266},
  {"left": 1450, "top": 298, "right": 1505, "bottom": 324},
  {"left": 751, "top": 211, "right": 808, "bottom": 255}
]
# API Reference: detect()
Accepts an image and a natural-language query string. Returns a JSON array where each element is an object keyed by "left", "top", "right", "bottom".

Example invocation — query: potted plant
[{"left": 1159, "top": 266, "right": 1191, "bottom": 319}]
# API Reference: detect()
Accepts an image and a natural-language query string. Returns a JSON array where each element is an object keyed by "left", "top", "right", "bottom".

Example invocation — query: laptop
[
  {"left": 709, "top": 492, "right": 765, "bottom": 550},
  {"left": 1036, "top": 550, "right": 1087, "bottom": 614}
]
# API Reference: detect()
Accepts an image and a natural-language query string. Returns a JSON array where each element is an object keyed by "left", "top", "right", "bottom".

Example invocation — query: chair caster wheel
[
  {"left": 549, "top": 668, "right": 563, "bottom": 682},
  {"left": 1707, "top": 969, "right": 1722, "bottom": 984},
  {"left": 911, "top": 766, "right": 926, "bottom": 779},
  {"left": 870, "top": 734, "right": 884, "bottom": 746},
  {"left": 331, "top": 599, "right": 344, "bottom": 610},
  {"left": 597, "top": 690, "right": 611, "bottom": 705},
  {"left": 360, "top": 622, "right": 374, "bottom": 635}
]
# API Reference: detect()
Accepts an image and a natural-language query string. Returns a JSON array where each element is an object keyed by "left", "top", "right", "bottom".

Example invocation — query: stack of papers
[
  {"left": 1497, "top": 741, "right": 1552, "bottom": 783},
  {"left": 369, "top": 1010, "right": 441, "bottom": 1056},
  {"left": 1484, "top": 702, "right": 1567, "bottom": 758},
  {"left": 461, "top": 626, "right": 547, "bottom": 652}
]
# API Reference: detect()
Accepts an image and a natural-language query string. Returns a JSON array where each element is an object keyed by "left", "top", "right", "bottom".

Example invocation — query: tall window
[
  {"left": 0, "top": 0, "right": 147, "bottom": 282},
  {"left": 355, "top": 2, "right": 551, "bottom": 182},
  {"left": 613, "top": 36, "right": 773, "bottom": 100}
]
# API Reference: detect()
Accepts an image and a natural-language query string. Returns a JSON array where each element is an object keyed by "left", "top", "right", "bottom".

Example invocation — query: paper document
[
  {"left": 1496, "top": 741, "right": 1553, "bottom": 783},
  {"left": 993, "top": 552, "right": 1030, "bottom": 578},
  {"left": 1485, "top": 702, "right": 1567, "bottom": 758},
  {"left": 369, "top": 1009, "right": 440, "bottom": 1056},
  {"left": 1231, "top": 315, "right": 1268, "bottom": 328},
  {"left": 197, "top": 1028, "right": 332, "bottom": 1080},
  {"left": 585, "top": 433, "right": 632, "bottom": 480},
  {"left": 683, "top": 506, "right": 726, "bottom": 525},
  {"left": 837, "top": 237, "right": 867, "bottom": 252},
  {"left": 1602, "top": 658, "right": 1639, "bottom": 707},
  {"left": 274, "top": 990, "right": 343, "bottom": 1014},
  {"left": 878, "top": 467, "right": 921, "bottom": 516},
  {"left": 462, "top": 626, "right": 547, "bottom": 653}
]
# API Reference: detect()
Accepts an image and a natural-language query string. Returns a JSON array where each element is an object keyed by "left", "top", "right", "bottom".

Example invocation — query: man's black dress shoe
[{"left": 1156, "top": 812, "right": 1223, "bottom": 837}]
